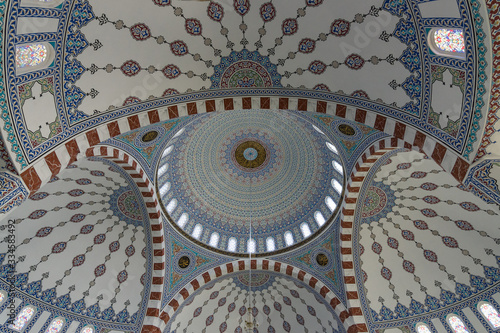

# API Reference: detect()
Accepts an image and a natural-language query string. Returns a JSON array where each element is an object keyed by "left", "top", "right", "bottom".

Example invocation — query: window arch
[
  {"left": 20, "top": 0, "right": 65, "bottom": 8},
  {"left": 9, "top": 305, "right": 36, "bottom": 331},
  {"left": 266, "top": 237, "right": 276, "bottom": 252},
  {"left": 227, "top": 237, "right": 237, "bottom": 252},
  {"left": 428, "top": 28, "right": 465, "bottom": 59},
  {"left": 80, "top": 326, "right": 95, "bottom": 333},
  {"left": 159, "top": 182, "right": 171, "bottom": 197},
  {"left": 314, "top": 211, "right": 326, "bottom": 227},
  {"left": 192, "top": 224, "right": 202, "bottom": 240},
  {"left": 209, "top": 232, "right": 219, "bottom": 247},
  {"left": 478, "top": 301, "right": 500, "bottom": 329},
  {"left": 325, "top": 196, "right": 337, "bottom": 212},
  {"left": 158, "top": 163, "right": 169, "bottom": 177},
  {"left": 45, "top": 317, "right": 65, "bottom": 333},
  {"left": 177, "top": 213, "right": 188, "bottom": 228},
  {"left": 166, "top": 198, "right": 177, "bottom": 214},
  {"left": 415, "top": 322, "right": 432, "bottom": 333},
  {"left": 300, "top": 223, "right": 311, "bottom": 238},
  {"left": 331, "top": 179, "right": 342, "bottom": 194},
  {"left": 15, "top": 43, "right": 55, "bottom": 74},
  {"left": 446, "top": 314, "right": 470, "bottom": 333},
  {"left": 332, "top": 161, "right": 343, "bottom": 175},
  {"left": 247, "top": 238, "right": 256, "bottom": 253}
]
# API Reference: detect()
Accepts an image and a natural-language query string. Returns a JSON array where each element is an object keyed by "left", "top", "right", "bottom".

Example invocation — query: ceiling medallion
[
  {"left": 178, "top": 256, "right": 190, "bottom": 269},
  {"left": 338, "top": 123, "right": 356, "bottom": 136},
  {"left": 316, "top": 253, "right": 329, "bottom": 266},
  {"left": 210, "top": 49, "right": 282, "bottom": 89},
  {"left": 233, "top": 140, "right": 268, "bottom": 169},
  {"left": 141, "top": 130, "right": 158, "bottom": 142},
  {"left": 157, "top": 109, "right": 344, "bottom": 256}
]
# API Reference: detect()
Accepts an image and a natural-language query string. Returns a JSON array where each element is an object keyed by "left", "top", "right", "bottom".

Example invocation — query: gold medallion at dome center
[{"left": 234, "top": 141, "right": 267, "bottom": 169}]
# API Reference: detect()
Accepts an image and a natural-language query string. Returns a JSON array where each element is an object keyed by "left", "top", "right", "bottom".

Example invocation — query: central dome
[{"left": 157, "top": 109, "right": 344, "bottom": 255}]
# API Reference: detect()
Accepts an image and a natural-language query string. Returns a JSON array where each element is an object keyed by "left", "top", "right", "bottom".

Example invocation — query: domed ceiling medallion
[{"left": 157, "top": 109, "right": 344, "bottom": 256}]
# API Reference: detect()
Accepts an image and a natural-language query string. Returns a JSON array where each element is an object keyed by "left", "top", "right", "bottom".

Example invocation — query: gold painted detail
[
  {"left": 316, "top": 253, "right": 329, "bottom": 266},
  {"left": 338, "top": 124, "right": 355, "bottom": 136},
  {"left": 142, "top": 130, "right": 159, "bottom": 142},
  {"left": 178, "top": 256, "right": 190, "bottom": 268},
  {"left": 234, "top": 140, "right": 267, "bottom": 169}
]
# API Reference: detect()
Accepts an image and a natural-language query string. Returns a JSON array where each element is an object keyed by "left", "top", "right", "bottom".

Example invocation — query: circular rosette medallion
[{"left": 157, "top": 109, "right": 344, "bottom": 255}]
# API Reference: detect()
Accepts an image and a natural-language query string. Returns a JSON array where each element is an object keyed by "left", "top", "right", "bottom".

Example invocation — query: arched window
[
  {"left": 45, "top": 317, "right": 65, "bottom": 333},
  {"left": 166, "top": 198, "right": 177, "bottom": 214},
  {"left": 20, "top": 0, "right": 65, "bottom": 8},
  {"left": 325, "top": 196, "right": 337, "bottom": 212},
  {"left": 312, "top": 125, "right": 325, "bottom": 135},
  {"left": 10, "top": 305, "right": 36, "bottom": 331},
  {"left": 284, "top": 231, "right": 294, "bottom": 246},
  {"left": 209, "top": 232, "right": 219, "bottom": 247},
  {"left": 15, "top": 43, "right": 55, "bottom": 74},
  {"left": 177, "top": 213, "right": 188, "bottom": 228},
  {"left": 428, "top": 28, "right": 465, "bottom": 58},
  {"left": 80, "top": 326, "right": 95, "bottom": 333},
  {"left": 478, "top": 301, "right": 500, "bottom": 329},
  {"left": 159, "top": 182, "right": 170, "bottom": 197},
  {"left": 266, "top": 237, "right": 276, "bottom": 252},
  {"left": 158, "top": 163, "right": 169, "bottom": 177},
  {"left": 446, "top": 314, "right": 470, "bottom": 333},
  {"left": 172, "top": 128, "right": 185, "bottom": 138},
  {"left": 300, "top": 223, "right": 311, "bottom": 238},
  {"left": 162, "top": 145, "right": 173, "bottom": 157},
  {"left": 332, "top": 161, "right": 343, "bottom": 175},
  {"left": 326, "top": 142, "right": 338, "bottom": 154},
  {"left": 314, "top": 211, "right": 326, "bottom": 227},
  {"left": 192, "top": 224, "right": 202, "bottom": 239},
  {"left": 415, "top": 322, "right": 432, "bottom": 333},
  {"left": 227, "top": 237, "right": 237, "bottom": 252},
  {"left": 331, "top": 179, "right": 342, "bottom": 194},
  {"left": 0, "top": 290, "right": 6, "bottom": 306},
  {"left": 247, "top": 238, "right": 256, "bottom": 253}
]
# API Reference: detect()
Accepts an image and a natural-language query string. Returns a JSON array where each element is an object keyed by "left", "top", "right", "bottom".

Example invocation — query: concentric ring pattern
[{"left": 157, "top": 109, "right": 344, "bottom": 255}]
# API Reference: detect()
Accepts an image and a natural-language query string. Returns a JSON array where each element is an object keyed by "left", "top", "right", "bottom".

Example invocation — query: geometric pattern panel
[{"left": 0, "top": 157, "right": 152, "bottom": 331}]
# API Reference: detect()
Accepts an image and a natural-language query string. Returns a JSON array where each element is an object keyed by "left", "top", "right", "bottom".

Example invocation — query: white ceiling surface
[
  {"left": 2, "top": 158, "right": 148, "bottom": 317},
  {"left": 75, "top": 0, "right": 410, "bottom": 114},
  {"left": 359, "top": 150, "right": 500, "bottom": 315}
]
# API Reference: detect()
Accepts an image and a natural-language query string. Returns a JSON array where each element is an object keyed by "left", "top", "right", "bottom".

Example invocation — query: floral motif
[
  {"left": 282, "top": 18, "right": 298, "bottom": 35},
  {"left": 130, "top": 23, "right": 151, "bottom": 41},
  {"left": 260, "top": 2, "right": 276, "bottom": 22},
  {"left": 185, "top": 18, "right": 202, "bottom": 36},
  {"left": 120, "top": 60, "right": 141, "bottom": 77}
]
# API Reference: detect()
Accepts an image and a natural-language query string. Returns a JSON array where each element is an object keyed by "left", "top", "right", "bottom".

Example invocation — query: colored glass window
[
  {"left": 10, "top": 306, "right": 36, "bottom": 331},
  {"left": 80, "top": 326, "right": 94, "bottom": 333},
  {"left": 266, "top": 237, "right": 275, "bottom": 251},
  {"left": 479, "top": 302, "right": 500, "bottom": 328},
  {"left": 447, "top": 315, "right": 470, "bottom": 333},
  {"left": 16, "top": 44, "right": 47, "bottom": 68},
  {"left": 45, "top": 318, "right": 65, "bottom": 333},
  {"left": 416, "top": 323, "right": 432, "bottom": 333},
  {"left": 434, "top": 29, "right": 465, "bottom": 53}
]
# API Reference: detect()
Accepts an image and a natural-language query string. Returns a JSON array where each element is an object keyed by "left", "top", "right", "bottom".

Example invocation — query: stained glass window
[
  {"left": 15, "top": 44, "right": 47, "bottom": 68},
  {"left": 479, "top": 302, "right": 500, "bottom": 328},
  {"left": 45, "top": 317, "right": 65, "bottom": 333},
  {"left": 0, "top": 291, "right": 5, "bottom": 304},
  {"left": 433, "top": 29, "right": 465, "bottom": 53},
  {"left": 332, "top": 179, "right": 342, "bottom": 194},
  {"left": 416, "top": 323, "right": 432, "bottom": 333},
  {"left": 166, "top": 199, "right": 177, "bottom": 214},
  {"left": 80, "top": 326, "right": 94, "bottom": 333},
  {"left": 333, "top": 161, "right": 343, "bottom": 175},
  {"left": 10, "top": 306, "right": 36, "bottom": 331},
  {"left": 447, "top": 315, "right": 470, "bottom": 333}
]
